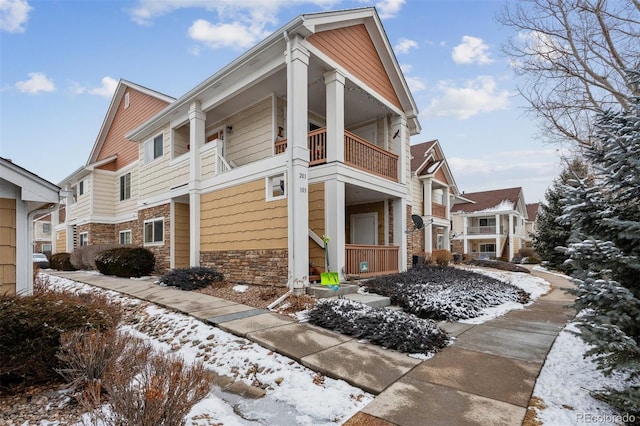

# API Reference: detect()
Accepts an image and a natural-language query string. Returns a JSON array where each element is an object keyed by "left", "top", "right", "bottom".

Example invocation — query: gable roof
[
  {"left": 0, "top": 157, "right": 61, "bottom": 204},
  {"left": 410, "top": 140, "right": 437, "bottom": 173},
  {"left": 410, "top": 140, "right": 459, "bottom": 196},
  {"left": 451, "top": 187, "right": 524, "bottom": 214},
  {"left": 526, "top": 203, "right": 540, "bottom": 221},
  {"left": 87, "top": 79, "right": 174, "bottom": 166},
  {"left": 127, "top": 7, "right": 420, "bottom": 142}
]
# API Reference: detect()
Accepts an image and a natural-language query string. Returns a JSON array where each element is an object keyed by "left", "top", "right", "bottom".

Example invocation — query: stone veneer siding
[
  {"left": 138, "top": 204, "right": 171, "bottom": 273},
  {"left": 200, "top": 249, "right": 288, "bottom": 287},
  {"left": 76, "top": 223, "right": 116, "bottom": 246}
]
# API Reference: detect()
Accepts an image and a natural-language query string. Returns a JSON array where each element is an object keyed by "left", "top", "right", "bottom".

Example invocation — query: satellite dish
[{"left": 411, "top": 214, "right": 424, "bottom": 230}]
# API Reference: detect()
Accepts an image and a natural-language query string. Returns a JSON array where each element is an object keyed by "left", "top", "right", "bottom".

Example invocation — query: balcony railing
[
  {"left": 274, "top": 128, "right": 398, "bottom": 181},
  {"left": 431, "top": 202, "right": 446, "bottom": 219},
  {"left": 345, "top": 244, "right": 399, "bottom": 277},
  {"left": 469, "top": 251, "right": 496, "bottom": 260},
  {"left": 466, "top": 226, "right": 506, "bottom": 235}
]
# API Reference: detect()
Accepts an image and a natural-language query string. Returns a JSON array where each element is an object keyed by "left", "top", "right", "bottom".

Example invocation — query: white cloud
[
  {"left": 513, "top": 30, "right": 566, "bottom": 69},
  {"left": 88, "top": 77, "right": 118, "bottom": 98},
  {"left": 15, "top": 72, "right": 55, "bottom": 94},
  {"left": 395, "top": 37, "right": 418, "bottom": 54},
  {"left": 452, "top": 35, "right": 493, "bottom": 65},
  {"left": 422, "top": 76, "right": 512, "bottom": 120},
  {"left": 400, "top": 63, "right": 412, "bottom": 73},
  {"left": 405, "top": 76, "right": 425, "bottom": 93},
  {"left": 0, "top": 0, "right": 32, "bottom": 33},
  {"left": 374, "top": 0, "right": 405, "bottom": 19},
  {"left": 188, "top": 19, "right": 269, "bottom": 50}
]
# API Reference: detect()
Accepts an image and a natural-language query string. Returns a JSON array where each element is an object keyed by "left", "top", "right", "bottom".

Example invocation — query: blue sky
[{"left": 1, "top": 0, "right": 561, "bottom": 203}]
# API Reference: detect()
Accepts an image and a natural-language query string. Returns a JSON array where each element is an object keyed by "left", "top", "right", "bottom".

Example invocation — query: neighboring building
[
  {"left": 33, "top": 213, "right": 53, "bottom": 255},
  {"left": 0, "top": 157, "right": 65, "bottom": 295},
  {"left": 450, "top": 187, "right": 529, "bottom": 261},
  {"left": 409, "top": 140, "right": 459, "bottom": 262},
  {"left": 53, "top": 7, "right": 421, "bottom": 288},
  {"left": 524, "top": 202, "right": 540, "bottom": 248}
]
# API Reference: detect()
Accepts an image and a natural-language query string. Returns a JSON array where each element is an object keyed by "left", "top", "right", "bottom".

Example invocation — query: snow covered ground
[
  {"left": 46, "top": 275, "right": 373, "bottom": 426},
  {"left": 44, "top": 269, "right": 630, "bottom": 425}
]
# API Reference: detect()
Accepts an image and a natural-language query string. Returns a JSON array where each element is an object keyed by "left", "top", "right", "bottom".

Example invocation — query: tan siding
[
  {"left": 435, "top": 167, "right": 447, "bottom": 184},
  {"left": 73, "top": 178, "right": 91, "bottom": 218},
  {"left": 55, "top": 229, "right": 66, "bottom": 254},
  {"left": 308, "top": 25, "right": 401, "bottom": 110},
  {"left": 174, "top": 202, "right": 190, "bottom": 268},
  {"left": 346, "top": 202, "right": 385, "bottom": 245},
  {"left": 92, "top": 171, "right": 114, "bottom": 216},
  {"left": 0, "top": 198, "right": 16, "bottom": 295},
  {"left": 411, "top": 176, "right": 423, "bottom": 215},
  {"left": 309, "top": 183, "right": 325, "bottom": 270},
  {"left": 139, "top": 127, "right": 188, "bottom": 198},
  {"left": 200, "top": 179, "right": 287, "bottom": 250},
  {"left": 201, "top": 146, "right": 217, "bottom": 180},
  {"left": 114, "top": 168, "right": 138, "bottom": 216},
  {"left": 98, "top": 89, "right": 170, "bottom": 171}
]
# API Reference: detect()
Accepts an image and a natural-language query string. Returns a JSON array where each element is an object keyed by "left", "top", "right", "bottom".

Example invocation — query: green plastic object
[{"left": 320, "top": 271, "right": 340, "bottom": 286}]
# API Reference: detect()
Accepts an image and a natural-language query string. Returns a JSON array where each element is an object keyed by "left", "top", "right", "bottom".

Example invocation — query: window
[
  {"left": 479, "top": 218, "right": 496, "bottom": 227},
  {"left": 479, "top": 243, "right": 496, "bottom": 253},
  {"left": 145, "top": 133, "right": 164, "bottom": 163},
  {"left": 119, "top": 230, "right": 132, "bottom": 245},
  {"left": 42, "top": 244, "right": 52, "bottom": 253},
  {"left": 79, "top": 179, "right": 86, "bottom": 196},
  {"left": 144, "top": 218, "right": 164, "bottom": 244},
  {"left": 42, "top": 223, "right": 51, "bottom": 234},
  {"left": 79, "top": 232, "right": 88, "bottom": 247},
  {"left": 267, "top": 173, "right": 286, "bottom": 201},
  {"left": 120, "top": 173, "right": 131, "bottom": 201}
]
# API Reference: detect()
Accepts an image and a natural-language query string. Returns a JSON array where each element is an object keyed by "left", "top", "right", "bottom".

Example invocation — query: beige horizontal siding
[
  {"left": 0, "top": 198, "right": 16, "bottom": 295},
  {"left": 174, "top": 202, "right": 190, "bottom": 268},
  {"left": 200, "top": 179, "right": 287, "bottom": 250},
  {"left": 55, "top": 229, "right": 66, "bottom": 254}
]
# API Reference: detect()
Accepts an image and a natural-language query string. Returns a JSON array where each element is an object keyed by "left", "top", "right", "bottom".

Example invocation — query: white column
[
  {"left": 324, "top": 179, "right": 345, "bottom": 279},
  {"left": 463, "top": 216, "right": 469, "bottom": 255},
  {"left": 189, "top": 101, "right": 205, "bottom": 267},
  {"left": 393, "top": 197, "right": 408, "bottom": 271},
  {"left": 423, "top": 178, "right": 432, "bottom": 254},
  {"left": 286, "top": 35, "right": 310, "bottom": 291},
  {"left": 325, "top": 70, "right": 345, "bottom": 164},
  {"left": 443, "top": 186, "right": 450, "bottom": 251},
  {"left": 391, "top": 115, "right": 407, "bottom": 184},
  {"left": 508, "top": 214, "right": 514, "bottom": 260}
]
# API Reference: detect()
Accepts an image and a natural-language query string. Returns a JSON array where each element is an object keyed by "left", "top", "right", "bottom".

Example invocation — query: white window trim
[
  {"left": 143, "top": 217, "right": 164, "bottom": 245},
  {"left": 144, "top": 132, "right": 164, "bottom": 164},
  {"left": 42, "top": 244, "right": 52, "bottom": 252},
  {"left": 119, "top": 229, "right": 132, "bottom": 245},
  {"left": 119, "top": 172, "right": 131, "bottom": 201},
  {"left": 78, "top": 232, "right": 89, "bottom": 247},
  {"left": 266, "top": 173, "right": 286, "bottom": 201}
]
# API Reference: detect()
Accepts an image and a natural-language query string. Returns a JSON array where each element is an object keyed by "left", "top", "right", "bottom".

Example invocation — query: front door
[{"left": 351, "top": 213, "right": 378, "bottom": 245}]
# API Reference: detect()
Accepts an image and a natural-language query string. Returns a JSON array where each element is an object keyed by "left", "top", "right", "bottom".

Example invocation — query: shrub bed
[
  {"left": 49, "top": 253, "right": 76, "bottom": 271},
  {"left": 468, "top": 259, "right": 530, "bottom": 273},
  {"left": 71, "top": 244, "right": 130, "bottom": 270},
  {"left": 95, "top": 247, "right": 155, "bottom": 278},
  {"left": 159, "top": 267, "right": 224, "bottom": 291},
  {"left": 308, "top": 298, "right": 449, "bottom": 354},
  {"left": 362, "top": 265, "right": 530, "bottom": 321}
]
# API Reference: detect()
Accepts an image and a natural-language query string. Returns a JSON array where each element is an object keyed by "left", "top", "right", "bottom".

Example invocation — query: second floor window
[
  {"left": 120, "top": 173, "right": 131, "bottom": 201},
  {"left": 79, "top": 179, "right": 86, "bottom": 196},
  {"left": 145, "top": 134, "right": 163, "bottom": 163},
  {"left": 42, "top": 223, "right": 51, "bottom": 234}
]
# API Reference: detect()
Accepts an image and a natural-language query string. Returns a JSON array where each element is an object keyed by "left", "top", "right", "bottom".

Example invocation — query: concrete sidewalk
[{"left": 49, "top": 268, "right": 576, "bottom": 426}]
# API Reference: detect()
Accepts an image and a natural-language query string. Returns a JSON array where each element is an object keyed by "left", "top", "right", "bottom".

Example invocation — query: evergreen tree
[
  {"left": 533, "top": 158, "right": 588, "bottom": 273},
  {"left": 558, "top": 70, "right": 640, "bottom": 416}
]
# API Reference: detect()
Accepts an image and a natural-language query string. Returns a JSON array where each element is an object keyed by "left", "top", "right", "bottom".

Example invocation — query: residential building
[
  {"left": 524, "top": 202, "right": 540, "bottom": 247},
  {"left": 450, "top": 187, "right": 529, "bottom": 261},
  {"left": 33, "top": 213, "right": 53, "bottom": 254},
  {"left": 409, "top": 140, "right": 459, "bottom": 262},
  {"left": 0, "top": 157, "right": 65, "bottom": 295},
  {"left": 53, "top": 7, "right": 421, "bottom": 289}
]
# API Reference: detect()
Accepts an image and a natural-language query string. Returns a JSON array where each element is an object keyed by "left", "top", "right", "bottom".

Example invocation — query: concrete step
[
  {"left": 328, "top": 292, "right": 391, "bottom": 308},
  {"left": 308, "top": 284, "right": 359, "bottom": 298}
]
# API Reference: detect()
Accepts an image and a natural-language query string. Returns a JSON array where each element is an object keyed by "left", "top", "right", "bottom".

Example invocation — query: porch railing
[
  {"left": 466, "top": 226, "right": 506, "bottom": 235},
  {"left": 431, "top": 202, "right": 446, "bottom": 219},
  {"left": 345, "top": 244, "right": 399, "bottom": 277},
  {"left": 469, "top": 251, "right": 497, "bottom": 260},
  {"left": 274, "top": 128, "right": 398, "bottom": 181}
]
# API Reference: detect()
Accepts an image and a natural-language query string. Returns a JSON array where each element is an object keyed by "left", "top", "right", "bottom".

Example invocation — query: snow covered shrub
[
  {"left": 95, "top": 247, "right": 155, "bottom": 278},
  {"left": 363, "top": 265, "right": 529, "bottom": 321},
  {"left": 71, "top": 244, "right": 129, "bottom": 270},
  {"left": 557, "top": 71, "right": 640, "bottom": 416},
  {"left": 0, "top": 289, "right": 121, "bottom": 391},
  {"left": 308, "top": 299, "right": 449, "bottom": 354},
  {"left": 159, "top": 266, "right": 224, "bottom": 291},
  {"left": 49, "top": 252, "right": 76, "bottom": 271},
  {"left": 432, "top": 249, "right": 452, "bottom": 266},
  {"left": 468, "top": 259, "right": 530, "bottom": 273}
]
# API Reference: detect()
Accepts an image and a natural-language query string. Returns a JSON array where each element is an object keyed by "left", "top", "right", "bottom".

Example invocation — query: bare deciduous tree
[{"left": 498, "top": 0, "right": 640, "bottom": 147}]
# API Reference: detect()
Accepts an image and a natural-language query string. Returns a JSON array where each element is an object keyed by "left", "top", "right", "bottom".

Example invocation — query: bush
[
  {"left": 50, "top": 253, "right": 76, "bottom": 271},
  {"left": 159, "top": 267, "right": 224, "bottom": 291},
  {"left": 96, "top": 247, "right": 155, "bottom": 278},
  {"left": 432, "top": 249, "right": 452, "bottom": 266},
  {"left": 0, "top": 289, "right": 122, "bottom": 391},
  {"left": 468, "top": 259, "right": 530, "bottom": 273},
  {"left": 308, "top": 299, "right": 449, "bottom": 354},
  {"left": 518, "top": 247, "right": 537, "bottom": 258},
  {"left": 71, "top": 244, "right": 129, "bottom": 270}
]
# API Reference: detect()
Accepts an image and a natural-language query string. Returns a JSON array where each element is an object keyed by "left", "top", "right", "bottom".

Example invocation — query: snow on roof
[
  {"left": 451, "top": 187, "right": 523, "bottom": 214},
  {"left": 475, "top": 199, "right": 515, "bottom": 213}
]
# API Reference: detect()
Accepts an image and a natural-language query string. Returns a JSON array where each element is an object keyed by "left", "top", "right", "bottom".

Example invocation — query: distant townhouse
[
  {"left": 53, "top": 7, "right": 422, "bottom": 289},
  {"left": 450, "top": 187, "right": 530, "bottom": 261},
  {"left": 33, "top": 213, "right": 53, "bottom": 255},
  {"left": 408, "top": 140, "right": 459, "bottom": 262},
  {"left": 524, "top": 202, "right": 540, "bottom": 247}
]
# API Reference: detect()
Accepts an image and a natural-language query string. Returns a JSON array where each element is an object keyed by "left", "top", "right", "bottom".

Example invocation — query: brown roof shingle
[
  {"left": 452, "top": 187, "right": 523, "bottom": 213},
  {"left": 410, "top": 140, "right": 437, "bottom": 173}
]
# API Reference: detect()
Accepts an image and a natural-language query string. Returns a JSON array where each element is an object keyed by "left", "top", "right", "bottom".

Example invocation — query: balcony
[
  {"left": 466, "top": 226, "right": 506, "bottom": 235},
  {"left": 274, "top": 128, "right": 398, "bottom": 181},
  {"left": 431, "top": 202, "right": 446, "bottom": 219},
  {"left": 344, "top": 244, "right": 399, "bottom": 277}
]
